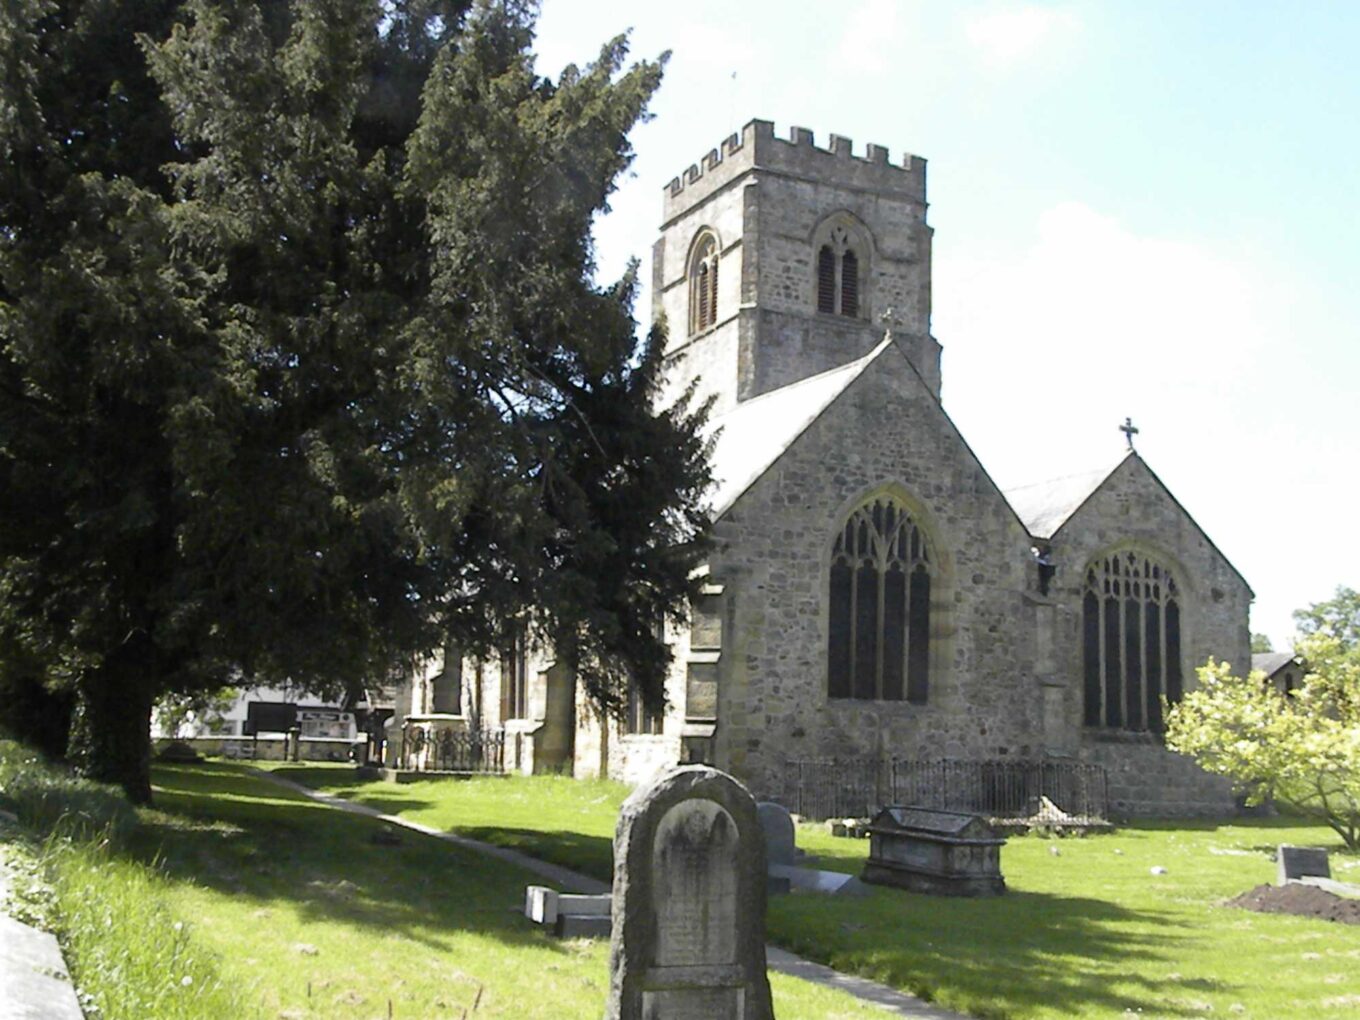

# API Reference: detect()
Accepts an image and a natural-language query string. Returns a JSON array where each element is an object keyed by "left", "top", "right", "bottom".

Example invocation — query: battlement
[{"left": 662, "top": 119, "right": 926, "bottom": 221}]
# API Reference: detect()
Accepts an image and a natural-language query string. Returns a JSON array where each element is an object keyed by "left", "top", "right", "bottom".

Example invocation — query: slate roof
[
  {"left": 704, "top": 337, "right": 895, "bottom": 517},
  {"left": 1004, "top": 453, "right": 1253, "bottom": 595},
  {"left": 1001, "top": 455, "right": 1130, "bottom": 540},
  {"left": 1252, "top": 651, "right": 1298, "bottom": 678}
]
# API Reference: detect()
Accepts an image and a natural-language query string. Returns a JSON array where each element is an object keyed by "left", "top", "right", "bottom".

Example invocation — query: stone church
[{"left": 390, "top": 120, "right": 1252, "bottom": 818}]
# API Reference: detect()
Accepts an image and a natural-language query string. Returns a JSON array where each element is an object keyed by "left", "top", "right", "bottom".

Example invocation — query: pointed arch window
[
  {"left": 815, "top": 224, "right": 863, "bottom": 318},
  {"left": 688, "top": 231, "right": 720, "bottom": 335},
  {"left": 1082, "top": 551, "right": 1183, "bottom": 732},
  {"left": 828, "top": 497, "right": 931, "bottom": 702}
]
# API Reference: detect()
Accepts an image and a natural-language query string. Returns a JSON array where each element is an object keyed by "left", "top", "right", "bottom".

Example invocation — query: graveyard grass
[
  {"left": 13, "top": 762, "right": 884, "bottom": 1019},
  {"left": 276, "top": 763, "right": 1360, "bottom": 1020}
]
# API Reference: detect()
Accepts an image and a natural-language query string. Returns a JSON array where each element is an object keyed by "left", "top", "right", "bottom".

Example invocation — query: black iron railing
[
  {"left": 780, "top": 757, "right": 1108, "bottom": 822},
  {"left": 398, "top": 724, "right": 505, "bottom": 774}
]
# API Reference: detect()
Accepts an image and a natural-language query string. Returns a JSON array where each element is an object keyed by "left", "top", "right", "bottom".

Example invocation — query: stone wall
[
  {"left": 655, "top": 120, "right": 938, "bottom": 416},
  {"left": 704, "top": 345, "right": 1040, "bottom": 800},
  {"left": 1045, "top": 454, "right": 1252, "bottom": 815},
  {"left": 1082, "top": 737, "right": 1237, "bottom": 818}
]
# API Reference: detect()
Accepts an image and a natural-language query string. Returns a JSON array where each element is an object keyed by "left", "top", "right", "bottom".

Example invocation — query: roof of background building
[{"left": 1252, "top": 651, "right": 1298, "bottom": 678}]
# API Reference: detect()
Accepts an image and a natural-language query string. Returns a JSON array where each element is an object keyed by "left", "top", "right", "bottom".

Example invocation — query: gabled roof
[
  {"left": 1006, "top": 452, "right": 1253, "bottom": 596},
  {"left": 1002, "top": 454, "right": 1130, "bottom": 540},
  {"left": 1252, "top": 651, "right": 1298, "bottom": 678},
  {"left": 704, "top": 338, "right": 895, "bottom": 517}
]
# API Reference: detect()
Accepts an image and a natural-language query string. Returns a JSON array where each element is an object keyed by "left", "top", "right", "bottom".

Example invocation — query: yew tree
[{"left": 0, "top": 0, "right": 710, "bottom": 802}]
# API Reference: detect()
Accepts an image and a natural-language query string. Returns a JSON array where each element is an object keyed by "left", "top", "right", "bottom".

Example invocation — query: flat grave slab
[{"left": 0, "top": 914, "right": 85, "bottom": 1020}]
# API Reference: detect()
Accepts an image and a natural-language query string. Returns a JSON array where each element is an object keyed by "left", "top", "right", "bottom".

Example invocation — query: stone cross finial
[{"left": 1120, "top": 417, "right": 1139, "bottom": 450}]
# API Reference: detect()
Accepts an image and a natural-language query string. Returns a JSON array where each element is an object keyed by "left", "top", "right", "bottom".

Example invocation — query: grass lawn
[
  {"left": 48, "top": 762, "right": 885, "bottom": 1019},
  {"left": 274, "top": 763, "right": 1360, "bottom": 1020}
]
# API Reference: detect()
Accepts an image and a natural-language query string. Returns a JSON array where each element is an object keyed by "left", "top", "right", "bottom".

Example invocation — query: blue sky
[{"left": 534, "top": 0, "right": 1360, "bottom": 652}]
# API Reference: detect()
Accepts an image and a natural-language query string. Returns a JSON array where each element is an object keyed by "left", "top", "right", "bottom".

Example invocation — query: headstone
[
  {"left": 606, "top": 765, "right": 774, "bottom": 1020},
  {"left": 525, "top": 887, "right": 613, "bottom": 938},
  {"left": 756, "top": 802, "right": 798, "bottom": 866},
  {"left": 524, "top": 885, "right": 559, "bottom": 925},
  {"left": 1278, "top": 845, "right": 1331, "bottom": 885}
]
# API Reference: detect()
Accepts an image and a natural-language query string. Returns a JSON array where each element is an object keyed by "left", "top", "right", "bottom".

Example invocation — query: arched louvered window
[
  {"left": 841, "top": 249, "right": 859, "bottom": 317},
  {"left": 688, "top": 231, "right": 720, "bottom": 335},
  {"left": 1082, "top": 551, "right": 1183, "bottom": 732},
  {"left": 828, "top": 497, "right": 931, "bottom": 702},
  {"left": 817, "top": 245, "right": 837, "bottom": 313},
  {"left": 814, "top": 223, "right": 863, "bottom": 318}
]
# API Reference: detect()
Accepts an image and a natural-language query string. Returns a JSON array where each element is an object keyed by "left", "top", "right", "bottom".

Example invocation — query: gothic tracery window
[
  {"left": 688, "top": 231, "right": 719, "bottom": 335},
  {"left": 1082, "top": 551, "right": 1183, "bottom": 732},
  {"left": 815, "top": 224, "right": 862, "bottom": 318},
  {"left": 828, "top": 497, "right": 931, "bottom": 702}
]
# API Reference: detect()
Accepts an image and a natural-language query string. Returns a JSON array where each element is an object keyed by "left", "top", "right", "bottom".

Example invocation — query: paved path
[
  {"left": 258, "top": 770, "right": 971, "bottom": 1019},
  {"left": 0, "top": 820, "right": 86, "bottom": 1020}
]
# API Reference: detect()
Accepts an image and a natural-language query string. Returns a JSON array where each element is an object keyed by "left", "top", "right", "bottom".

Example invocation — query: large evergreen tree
[{"left": 0, "top": 0, "right": 710, "bottom": 801}]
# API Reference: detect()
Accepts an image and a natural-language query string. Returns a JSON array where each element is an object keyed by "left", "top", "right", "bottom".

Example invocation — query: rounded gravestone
[
  {"left": 606, "top": 765, "right": 774, "bottom": 1020},
  {"left": 756, "top": 802, "right": 797, "bottom": 867}
]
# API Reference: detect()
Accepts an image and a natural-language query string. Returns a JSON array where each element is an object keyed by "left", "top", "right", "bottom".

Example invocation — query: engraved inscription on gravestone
[
  {"left": 653, "top": 799, "right": 738, "bottom": 965},
  {"left": 605, "top": 765, "right": 774, "bottom": 1020}
]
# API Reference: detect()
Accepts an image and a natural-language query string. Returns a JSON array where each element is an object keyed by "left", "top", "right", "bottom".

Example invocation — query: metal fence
[
  {"left": 779, "top": 757, "right": 1108, "bottom": 822},
  {"left": 398, "top": 724, "right": 506, "bottom": 774}
]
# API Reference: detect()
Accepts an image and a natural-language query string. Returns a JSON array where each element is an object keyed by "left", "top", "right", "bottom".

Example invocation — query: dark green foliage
[
  {"left": 0, "top": 643, "right": 74, "bottom": 760},
  {"left": 0, "top": 1, "right": 709, "bottom": 800}
]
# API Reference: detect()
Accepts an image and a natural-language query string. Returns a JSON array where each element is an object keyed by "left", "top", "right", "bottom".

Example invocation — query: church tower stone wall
[{"left": 655, "top": 120, "right": 940, "bottom": 415}]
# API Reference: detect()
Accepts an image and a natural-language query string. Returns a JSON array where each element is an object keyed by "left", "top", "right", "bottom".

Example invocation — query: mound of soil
[
  {"left": 156, "top": 740, "right": 203, "bottom": 763},
  {"left": 1228, "top": 883, "right": 1360, "bottom": 925}
]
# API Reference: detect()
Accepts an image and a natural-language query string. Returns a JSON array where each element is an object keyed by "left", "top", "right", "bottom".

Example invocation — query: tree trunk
[{"left": 67, "top": 634, "right": 158, "bottom": 805}]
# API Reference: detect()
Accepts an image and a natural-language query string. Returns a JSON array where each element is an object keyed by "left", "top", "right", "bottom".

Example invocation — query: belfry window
[
  {"left": 688, "top": 231, "right": 719, "bottom": 335},
  {"left": 1082, "top": 551, "right": 1183, "bottom": 732},
  {"left": 828, "top": 497, "right": 931, "bottom": 702},
  {"left": 815, "top": 224, "right": 862, "bottom": 318}
]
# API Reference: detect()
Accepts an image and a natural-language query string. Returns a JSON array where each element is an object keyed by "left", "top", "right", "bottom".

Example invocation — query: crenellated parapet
[{"left": 662, "top": 119, "right": 926, "bottom": 224}]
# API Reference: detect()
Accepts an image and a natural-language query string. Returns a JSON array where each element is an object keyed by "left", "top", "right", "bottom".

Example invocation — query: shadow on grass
[
  {"left": 130, "top": 763, "right": 588, "bottom": 958},
  {"left": 770, "top": 884, "right": 1214, "bottom": 1019},
  {"left": 455, "top": 825, "right": 614, "bottom": 884}
]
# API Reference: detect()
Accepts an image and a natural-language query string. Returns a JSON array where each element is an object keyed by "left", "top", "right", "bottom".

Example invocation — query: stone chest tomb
[
  {"left": 606, "top": 765, "right": 774, "bottom": 1020},
  {"left": 862, "top": 806, "right": 1006, "bottom": 897}
]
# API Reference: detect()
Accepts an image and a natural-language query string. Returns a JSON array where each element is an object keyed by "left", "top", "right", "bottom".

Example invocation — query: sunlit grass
[
  {"left": 280, "top": 762, "right": 1360, "bottom": 1020},
  {"left": 0, "top": 757, "right": 885, "bottom": 1019}
]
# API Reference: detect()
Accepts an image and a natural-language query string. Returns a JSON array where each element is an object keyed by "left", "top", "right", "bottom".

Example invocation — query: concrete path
[
  {"left": 258, "top": 770, "right": 972, "bottom": 1019},
  {"left": 0, "top": 826, "right": 86, "bottom": 1020}
]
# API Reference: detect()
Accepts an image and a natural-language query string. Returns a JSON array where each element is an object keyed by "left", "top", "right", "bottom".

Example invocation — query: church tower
[{"left": 653, "top": 120, "right": 941, "bottom": 415}]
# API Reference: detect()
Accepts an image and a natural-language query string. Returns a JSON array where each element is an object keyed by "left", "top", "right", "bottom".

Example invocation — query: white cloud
[
  {"left": 963, "top": 6, "right": 1079, "bottom": 68},
  {"left": 938, "top": 200, "right": 1279, "bottom": 487},
  {"left": 934, "top": 200, "right": 1342, "bottom": 645},
  {"left": 834, "top": 0, "right": 909, "bottom": 76}
]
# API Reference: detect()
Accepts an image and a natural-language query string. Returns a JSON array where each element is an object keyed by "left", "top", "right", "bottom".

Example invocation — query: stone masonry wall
[
  {"left": 656, "top": 120, "right": 938, "bottom": 414},
  {"left": 705, "top": 346, "right": 1040, "bottom": 800},
  {"left": 654, "top": 158, "right": 747, "bottom": 415},
  {"left": 1046, "top": 455, "right": 1252, "bottom": 817}
]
